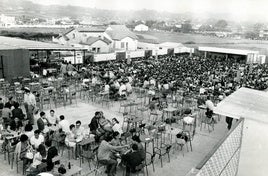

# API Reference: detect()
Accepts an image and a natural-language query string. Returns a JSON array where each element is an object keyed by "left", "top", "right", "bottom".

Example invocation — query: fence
[{"left": 187, "top": 118, "right": 244, "bottom": 176}]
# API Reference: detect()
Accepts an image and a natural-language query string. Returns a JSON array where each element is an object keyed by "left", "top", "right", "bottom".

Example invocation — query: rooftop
[
  {"left": 80, "top": 36, "right": 111, "bottom": 46},
  {"left": 106, "top": 25, "right": 138, "bottom": 40},
  {"left": 198, "top": 46, "right": 259, "bottom": 55},
  {"left": 0, "top": 36, "right": 86, "bottom": 51}
]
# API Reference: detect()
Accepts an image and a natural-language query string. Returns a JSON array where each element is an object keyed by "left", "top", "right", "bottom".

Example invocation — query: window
[
  {"left": 72, "top": 33, "right": 75, "bottom": 39},
  {"left": 121, "top": 42, "right": 125, "bottom": 48},
  {"left": 92, "top": 48, "right": 96, "bottom": 52},
  {"left": 97, "top": 48, "right": 100, "bottom": 53}
]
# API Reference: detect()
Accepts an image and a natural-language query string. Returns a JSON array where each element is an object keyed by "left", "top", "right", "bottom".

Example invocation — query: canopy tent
[{"left": 213, "top": 87, "right": 268, "bottom": 124}]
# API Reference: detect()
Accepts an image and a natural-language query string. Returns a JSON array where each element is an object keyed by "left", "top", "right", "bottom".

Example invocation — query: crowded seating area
[{"left": 0, "top": 54, "right": 267, "bottom": 176}]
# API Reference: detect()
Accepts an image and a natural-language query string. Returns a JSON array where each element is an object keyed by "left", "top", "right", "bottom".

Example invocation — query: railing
[{"left": 186, "top": 118, "right": 244, "bottom": 176}]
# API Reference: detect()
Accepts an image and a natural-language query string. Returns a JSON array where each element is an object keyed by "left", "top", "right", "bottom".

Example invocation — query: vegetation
[{"left": 0, "top": 30, "right": 57, "bottom": 41}]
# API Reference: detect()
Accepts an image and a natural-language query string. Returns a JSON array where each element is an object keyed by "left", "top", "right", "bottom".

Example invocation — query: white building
[
  {"left": 0, "top": 14, "right": 15, "bottom": 28},
  {"left": 52, "top": 26, "right": 112, "bottom": 53},
  {"left": 105, "top": 25, "right": 138, "bottom": 51},
  {"left": 134, "top": 24, "right": 149, "bottom": 32},
  {"left": 79, "top": 37, "right": 111, "bottom": 53}
]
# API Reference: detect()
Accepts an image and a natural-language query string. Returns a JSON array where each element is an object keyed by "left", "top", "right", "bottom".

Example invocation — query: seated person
[
  {"left": 15, "top": 134, "right": 33, "bottom": 166},
  {"left": 47, "top": 110, "right": 58, "bottom": 126},
  {"left": 8, "top": 117, "right": 23, "bottom": 132},
  {"left": 97, "top": 135, "right": 128, "bottom": 176},
  {"left": 98, "top": 113, "right": 112, "bottom": 132},
  {"left": 30, "top": 130, "right": 45, "bottom": 149},
  {"left": 45, "top": 140, "right": 58, "bottom": 171},
  {"left": 65, "top": 124, "right": 81, "bottom": 150},
  {"left": 121, "top": 144, "right": 144, "bottom": 176},
  {"left": 37, "top": 112, "right": 50, "bottom": 133},
  {"left": 58, "top": 115, "right": 70, "bottom": 133},
  {"left": 110, "top": 131, "right": 121, "bottom": 146},
  {"left": 89, "top": 112, "right": 100, "bottom": 134},
  {"left": 131, "top": 135, "right": 146, "bottom": 160},
  {"left": 28, "top": 144, "right": 47, "bottom": 175},
  {"left": 24, "top": 124, "right": 34, "bottom": 139},
  {"left": 74, "top": 120, "right": 85, "bottom": 141},
  {"left": 111, "top": 118, "right": 123, "bottom": 135}
]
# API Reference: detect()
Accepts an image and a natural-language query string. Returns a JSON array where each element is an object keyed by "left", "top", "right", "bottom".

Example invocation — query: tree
[
  {"left": 214, "top": 20, "right": 228, "bottom": 30},
  {"left": 181, "top": 20, "right": 192, "bottom": 33},
  {"left": 253, "top": 23, "right": 264, "bottom": 33},
  {"left": 145, "top": 20, "right": 157, "bottom": 28},
  {"left": 245, "top": 31, "right": 258, "bottom": 39}
]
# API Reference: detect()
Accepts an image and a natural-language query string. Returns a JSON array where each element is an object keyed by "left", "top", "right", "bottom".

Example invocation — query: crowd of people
[{"left": 1, "top": 54, "right": 268, "bottom": 176}]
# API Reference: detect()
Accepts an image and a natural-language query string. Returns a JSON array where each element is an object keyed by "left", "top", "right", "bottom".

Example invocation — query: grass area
[
  {"left": 135, "top": 31, "right": 268, "bottom": 55},
  {"left": 0, "top": 27, "right": 68, "bottom": 34}
]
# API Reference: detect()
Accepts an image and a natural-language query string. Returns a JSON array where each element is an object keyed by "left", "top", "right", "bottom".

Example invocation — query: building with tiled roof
[{"left": 105, "top": 25, "right": 138, "bottom": 51}]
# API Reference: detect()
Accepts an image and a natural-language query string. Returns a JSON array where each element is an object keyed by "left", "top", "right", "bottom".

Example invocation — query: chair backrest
[{"left": 52, "top": 155, "right": 61, "bottom": 163}]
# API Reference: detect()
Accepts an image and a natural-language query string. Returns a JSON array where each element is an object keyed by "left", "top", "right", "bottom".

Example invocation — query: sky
[{"left": 28, "top": 0, "right": 268, "bottom": 22}]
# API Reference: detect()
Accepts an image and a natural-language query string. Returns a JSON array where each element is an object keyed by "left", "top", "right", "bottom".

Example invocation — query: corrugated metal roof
[
  {"left": 198, "top": 46, "right": 259, "bottom": 55},
  {"left": 0, "top": 36, "right": 86, "bottom": 50},
  {"left": 214, "top": 87, "right": 268, "bottom": 123},
  {"left": 106, "top": 25, "right": 138, "bottom": 40},
  {"left": 159, "top": 42, "right": 184, "bottom": 48}
]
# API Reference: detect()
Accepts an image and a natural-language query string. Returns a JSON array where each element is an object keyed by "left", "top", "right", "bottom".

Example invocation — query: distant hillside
[{"left": 0, "top": 0, "right": 185, "bottom": 22}]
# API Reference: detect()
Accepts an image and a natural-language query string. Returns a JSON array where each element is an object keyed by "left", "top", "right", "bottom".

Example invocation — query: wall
[
  {"left": 94, "top": 53, "right": 116, "bottom": 62},
  {"left": 237, "top": 119, "right": 268, "bottom": 176},
  {"left": 0, "top": 49, "right": 30, "bottom": 81},
  {"left": 188, "top": 119, "right": 244, "bottom": 176},
  {"left": 89, "top": 40, "right": 111, "bottom": 53},
  {"left": 114, "top": 37, "right": 137, "bottom": 51}
]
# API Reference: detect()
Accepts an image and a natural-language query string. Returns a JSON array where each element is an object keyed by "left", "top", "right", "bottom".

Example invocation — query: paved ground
[{"left": 0, "top": 97, "right": 231, "bottom": 176}]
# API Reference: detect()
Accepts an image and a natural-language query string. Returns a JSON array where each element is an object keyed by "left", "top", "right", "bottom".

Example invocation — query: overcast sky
[{"left": 29, "top": 0, "right": 268, "bottom": 22}]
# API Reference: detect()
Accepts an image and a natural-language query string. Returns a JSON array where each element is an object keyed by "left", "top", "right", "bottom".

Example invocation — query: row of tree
[{"left": 0, "top": 30, "right": 57, "bottom": 41}]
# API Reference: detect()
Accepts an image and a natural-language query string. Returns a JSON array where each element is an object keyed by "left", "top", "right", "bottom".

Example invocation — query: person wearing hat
[{"left": 24, "top": 87, "right": 36, "bottom": 125}]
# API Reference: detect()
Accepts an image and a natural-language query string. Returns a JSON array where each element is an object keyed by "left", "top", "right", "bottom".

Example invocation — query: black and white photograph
[{"left": 0, "top": 0, "right": 267, "bottom": 176}]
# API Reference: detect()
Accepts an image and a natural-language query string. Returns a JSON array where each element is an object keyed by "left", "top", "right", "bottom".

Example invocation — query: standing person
[
  {"left": 12, "top": 102, "right": 25, "bottom": 121},
  {"left": 60, "top": 61, "right": 67, "bottom": 77},
  {"left": 24, "top": 87, "right": 36, "bottom": 125},
  {"left": 66, "top": 61, "right": 77, "bottom": 77},
  {"left": 2, "top": 103, "right": 12, "bottom": 129},
  {"left": 225, "top": 116, "right": 234, "bottom": 130}
]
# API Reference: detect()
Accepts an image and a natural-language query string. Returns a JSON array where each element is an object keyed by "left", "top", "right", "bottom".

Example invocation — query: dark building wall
[{"left": 0, "top": 49, "right": 30, "bottom": 81}]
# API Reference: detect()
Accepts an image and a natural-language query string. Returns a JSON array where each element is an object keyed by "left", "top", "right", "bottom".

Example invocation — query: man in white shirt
[
  {"left": 58, "top": 115, "right": 70, "bottom": 133},
  {"left": 24, "top": 87, "right": 36, "bottom": 125},
  {"left": 47, "top": 109, "right": 58, "bottom": 125},
  {"left": 119, "top": 82, "right": 127, "bottom": 96},
  {"left": 30, "top": 130, "right": 44, "bottom": 149},
  {"left": 125, "top": 82, "right": 132, "bottom": 94},
  {"left": 75, "top": 120, "right": 85, "bottom": 140},
  {"left": 205, "top": 96, "right": 215, "bottom": 111}
]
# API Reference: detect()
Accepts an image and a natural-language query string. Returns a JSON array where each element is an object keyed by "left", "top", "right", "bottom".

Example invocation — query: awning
[{"left": 213, "top": 87, "right": 268, "bottom": 124}]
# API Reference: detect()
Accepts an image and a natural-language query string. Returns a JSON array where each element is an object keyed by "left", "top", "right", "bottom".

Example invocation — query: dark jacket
[
  {"left": 122, "top": 151, "right": 144, "bottom": 173},
  {"left": 9, "top": 120, "right": 23, "bottom": 131},
  {"left": 37, "top": 118, "right": 45, "bottom": 131},
  {"left": 89, "top": 116, "right": 99, "bottom": 132},
  {"left": 46, "top": 146, "right": 58, "bottom": 171},
  {"left": 12, "top": 108, "right": 24, "bottom": 120}
]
